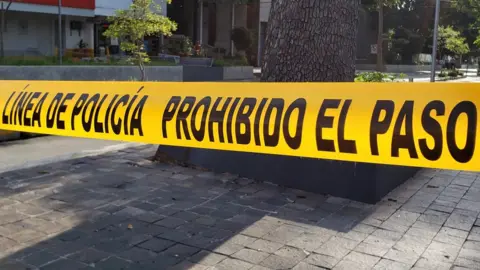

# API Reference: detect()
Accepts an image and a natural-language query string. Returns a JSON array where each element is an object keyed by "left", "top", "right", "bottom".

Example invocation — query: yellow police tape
[{"left": 0, "top": 80, "right": 478, "bottom": 171}]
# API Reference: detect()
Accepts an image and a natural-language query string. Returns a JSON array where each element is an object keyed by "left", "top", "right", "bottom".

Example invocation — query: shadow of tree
[{"left": 0, "top": 144, "right": 394, "bottom": 270}]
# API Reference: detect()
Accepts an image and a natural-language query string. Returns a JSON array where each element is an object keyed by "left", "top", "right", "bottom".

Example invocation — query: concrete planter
[
  {"left": 156, "top": 146, "right": 418, "bottom": 204},
  {"left": 0, "top": 66, "right": 184, "bottom": 81},
  {"left": 183, "top": 66, "right": 254, "bottom": 81},
  {"left": 0, "top": 65, "right": 254, "bottom": 82}
]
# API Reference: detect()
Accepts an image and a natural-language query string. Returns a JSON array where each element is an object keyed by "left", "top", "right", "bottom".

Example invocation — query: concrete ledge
[
  {"left": 183, "top": 66, "right": 254, "bottom": 81},
  {"left": 156, "top": 146, "right": 419, "bottom": 204},
  {"left": 0, "top": 66, "right": 184, "bottom": 81},
  {"left": 0, "top": 131, "right": 21, "bottom": 142},
  {"left": 0, "top": 65, "right": 254, "bottom": 82},
  {"left": 357, "top": 64, "right": 441, "bottom": 73}
]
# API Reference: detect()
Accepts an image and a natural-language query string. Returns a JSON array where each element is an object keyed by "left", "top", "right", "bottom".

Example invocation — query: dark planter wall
[{"left": 156, "top": 146, "right": 419, "bottom": 204}]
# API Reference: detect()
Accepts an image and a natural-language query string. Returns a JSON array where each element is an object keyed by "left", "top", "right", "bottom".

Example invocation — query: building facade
[{"left": 3, "top": 0, "right": 95, "bottom": 56}]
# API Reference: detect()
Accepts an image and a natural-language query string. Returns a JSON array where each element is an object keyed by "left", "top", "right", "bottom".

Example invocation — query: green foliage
[
  {"left": 354, "top": 72, "right": 406, "bottom": 82},
  {"left": 213, "top": 55, "right": 249, "bottom": 67},
  {"left": 179, "top": 36, "right": 193, "bottom": 56},
  {"left": 438, "top": 26, "right": 470, "bottom": 56},
  {"left": 103, "top": 0, "right": 177, "bottom": 80},
  {"left": 439, "top": 69, "right": 464, "bottom": 79},
  {"left": 231, "top": 27, "right": 253, "bottom": 52}
]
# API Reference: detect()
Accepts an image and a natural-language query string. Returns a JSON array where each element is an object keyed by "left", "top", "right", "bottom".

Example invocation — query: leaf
[{"left": 102, "top": 0, "right": 178, "bottom": 76}]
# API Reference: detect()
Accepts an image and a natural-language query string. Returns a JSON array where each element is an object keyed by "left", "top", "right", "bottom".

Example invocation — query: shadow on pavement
[{"left": 0, "top": 145, "right": 416, "bottom": 269}]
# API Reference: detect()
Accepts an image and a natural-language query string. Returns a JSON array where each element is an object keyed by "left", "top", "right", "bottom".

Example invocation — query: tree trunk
[
  {"left": 376, "top": 1, "right": 384, "bottom": 72},
  {"left": 261, "top": 0, "right": 359, "bottom": 82}
]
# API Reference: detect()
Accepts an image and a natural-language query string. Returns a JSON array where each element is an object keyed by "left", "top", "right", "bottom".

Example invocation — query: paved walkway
[{"left": 0, "top": 145, "right": 478, "bottom": 269}]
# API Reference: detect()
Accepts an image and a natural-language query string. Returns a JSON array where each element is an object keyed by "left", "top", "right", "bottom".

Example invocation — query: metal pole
[
  {"left": 199, "top": 0, "right": 203, "bottom": 45},
  {"left": 430, "top": 0, "right": 441, "bottom": 82},
  {"left": 230, "top": 3, "right": 235, "bottom": 57},
  {"left": 58, "top": 0, "right": 62, "bottom": 65}
]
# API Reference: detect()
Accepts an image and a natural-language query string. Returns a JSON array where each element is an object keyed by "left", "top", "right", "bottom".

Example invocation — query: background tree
[
  {"left": 261, "top": 0, "right": 359, "bottom": 82},
  {"left": 437, "top": 25, "right": 470, "bottom": 61},
  {"left": 103, "top": 0, "right": 177, "bottom": 81}
]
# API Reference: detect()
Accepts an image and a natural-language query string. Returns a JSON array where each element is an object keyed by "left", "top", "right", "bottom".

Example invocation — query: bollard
[{"left": 409, "top": 77, "right": 414, "bottom": 82}]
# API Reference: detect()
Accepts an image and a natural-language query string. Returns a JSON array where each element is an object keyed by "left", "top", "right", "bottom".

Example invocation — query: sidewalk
[{"left": 0, "top": 145, "right": 478, "bottom": 269}]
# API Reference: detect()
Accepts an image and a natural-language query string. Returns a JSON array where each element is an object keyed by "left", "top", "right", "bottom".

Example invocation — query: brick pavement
[{"left": 0, "top": 145, "right": 478, "bottom": 269}]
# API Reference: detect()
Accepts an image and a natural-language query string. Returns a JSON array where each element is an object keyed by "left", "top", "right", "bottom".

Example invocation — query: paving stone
[
  {"left": 167, "top": 261, "right": 208, "bottom": 270},
  {"left": 304, "top": 253, "right": 339, "bottom": 269},
  {"left": 287, "top": 232, "right": 330, "bottom": 251},
  {"left": 137, "top": 238, "right": 175, "bottom": 253},
  {"left": 373, "top": 258, "right": 411, "bottom": 270},
  {"left": 96, "top": 256, "right": 132, "bottom": 270},
  {"left": 248, "top": 239, "right": 284, "bottom": 253},
  {"left": 10, "top": 229, "right": 45, "bottom": 243},
  {"left": 421, "top": 241, "right": 461, "bottom": 263},
  {"left": 118, "top": 247, "right": 157, "bottom": 263},
  {"left": 454, "top": 256, "right": 480, "bottom": 269},
  {"left": 160, "top": 243, "right": 200, "bottom": 260},
  {"left": 241, "top": 220, "right": 281, "bottom": 238},
  {"left": 213, "top": 258, "right": 254, "bottom": 270},
  {"left": 342, "top": 251, "right": 381, "bottom": 268},
  {"left": 209, "top": 241, "right": 244, "bottom": 256},
  {"left": 292, "top": 261, "right": 326, "bottom": 270},
  {"left": 232, "top": 248, "right": 270, "bottom": 264},
  {"left": 22, "top": 250, "right": 60, "bottom": 267},
  {"left": 135, "top": 212, "right": 165, "bottom": 223},
  {"left": 260, "top": 254, "right": 299, "bottom": 269},
  {"left": 418, "top": 210, "right": 449, "bottom": 225},
  {"left": 315, "top": 236, "right": 358, "bottom": 258},
  {"left": 262, "top": 224, "right": 305, "bottom": 244},
  {"left": 0, "top": 261, "right": 34, "bottom": 270},
  {"left": 334, "top": 259, "right": 372, "bottom": 270},
  {"left": 250, "top": 266, "right": 273, "bottom": 270},
  {"left": 384, "top": 248, "right": 420, "bottom": 266},
  {"left": 189, "top": 250, "right": 227, "bottom": 266},
  {"left": 354, "top": 242, "right": 391, "bottom": 257},
  {"left": 393, "top": 235, "right": 430, "bottom": 256},
  {"left": 414, "top": 257, "right": 452, "bottom": 270},
  {"left": 274, "top": 246, "right": 308, "bottom": 261},
  {"left": 39, "top": 258, "right": 87, "bottom": 270},
  {"left": 154, "top": 217, "right": 187, "bottom": 228},
  {"left": 457, "top": 247, "right": 480, "bottom": 263},
  {"left": 224, "top": 234, "right": 257, "bottom": 246},
  {"left": 68, "top": 248, "right": 110, "bottom": 264},
  {"left": 434, "top": 227, "right": 468, "bottom": 247},
  {"left": 444, "top": 213, "right": 476, "bottom": 232}
]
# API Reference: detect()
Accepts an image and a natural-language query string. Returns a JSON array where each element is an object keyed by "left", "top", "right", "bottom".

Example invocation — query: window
[{"left": 18, "top": 20, "right": 28, "bottom": 35}]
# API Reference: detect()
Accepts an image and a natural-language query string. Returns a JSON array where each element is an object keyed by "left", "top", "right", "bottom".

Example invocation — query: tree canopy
[{"left": 103, "top": 0, "right": 177, "bottom": 81}]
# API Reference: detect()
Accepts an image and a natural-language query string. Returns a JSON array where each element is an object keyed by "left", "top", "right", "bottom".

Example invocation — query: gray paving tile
[{"left": 0, "top": 146, "right": 480, "bottom": 270}]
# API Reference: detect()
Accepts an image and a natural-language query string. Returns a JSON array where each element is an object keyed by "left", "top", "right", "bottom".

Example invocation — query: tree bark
[
  {"left": 376, "top": 1, "right": 384, "bottom": 72},
  {"left": 261, "top": 0, "right": 359, "bottom": 82}
]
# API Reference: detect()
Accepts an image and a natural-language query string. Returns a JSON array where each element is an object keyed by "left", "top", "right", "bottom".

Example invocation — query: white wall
[
  {"left": 64, "top": 16, "right": 94, "bottom": 49},
  {"left": 95, "top": 0, "right": 167, "bottom": 16},
  {"left": 215, "top": 3, "right": 248, "bottom": 53},
  {"left": 259, "top": 1, "right": 271, "bottom": 22},
  {"left": 3, "top": 11, "right": 54, "bottom": 56}
]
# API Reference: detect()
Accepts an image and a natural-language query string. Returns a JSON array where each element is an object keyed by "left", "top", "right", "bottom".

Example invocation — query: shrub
[
  {"left": 231, "top": 27, "right": 253, "bottom": 52},
  {"left": 447, "top": 70, "right": 459, "bottom": 77},
  {"left": 438, "top": 72, "right": 447, "bottom": 78},
  {"left": 355, "top": 72, "right": 406, "bottom": 82}
]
